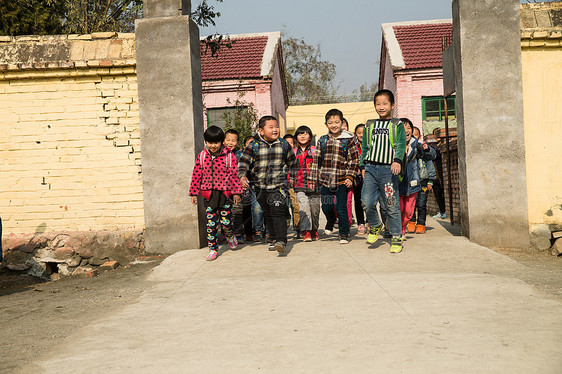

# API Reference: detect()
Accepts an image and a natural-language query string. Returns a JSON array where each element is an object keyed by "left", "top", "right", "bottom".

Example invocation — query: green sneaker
[
  {"left": 367, "top": 224, "right": 383, "bottom": 244},
  {"left": 390, "top": 237, "right": 403, "bottom": 253}
]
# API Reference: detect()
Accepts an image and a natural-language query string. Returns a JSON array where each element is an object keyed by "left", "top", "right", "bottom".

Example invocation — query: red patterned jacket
[
  {"left": 293, "top": 145, "right": 316, "bottom": 192},
  {"left": 189, "top": 146, "right": 243, "bottom": 200}
]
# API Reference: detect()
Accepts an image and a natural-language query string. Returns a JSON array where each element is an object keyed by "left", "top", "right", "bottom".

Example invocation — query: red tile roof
[
  {"left": 200, "top": 36, "right": 269, "bottom": 80},
  {"left": 392, "top": 23, "right": 452, "bottom": 70}
]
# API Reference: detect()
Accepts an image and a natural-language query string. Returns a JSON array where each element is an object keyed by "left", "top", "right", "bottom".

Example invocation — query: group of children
[{"left": 189, "top": 89, "right": 440, "bottom": 261}]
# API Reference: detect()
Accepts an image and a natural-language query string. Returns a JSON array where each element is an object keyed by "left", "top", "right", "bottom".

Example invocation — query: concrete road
[{"left": 19, "top": 219, "right": 562, "bottom": 373}]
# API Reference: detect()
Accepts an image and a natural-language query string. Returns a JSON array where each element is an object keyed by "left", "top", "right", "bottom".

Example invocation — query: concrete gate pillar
[
  {"left": 452, "top": 0, "right": 529, "bottom": 248},
  {"left": 135, "top": 0, "right": 206, "bottom": 254}
]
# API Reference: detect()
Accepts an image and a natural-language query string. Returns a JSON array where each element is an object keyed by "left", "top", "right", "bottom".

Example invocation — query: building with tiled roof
[
  {"left": 201, "top": 31, "right": 289, "bottom": 133},
  {"left": 378, "top": 19, "right": 454, "bottom": 135}
]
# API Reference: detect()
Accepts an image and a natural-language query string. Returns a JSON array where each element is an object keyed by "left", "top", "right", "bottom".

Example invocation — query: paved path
[{"left": 19, "top": 219, "right": 562, "bottom": 373}]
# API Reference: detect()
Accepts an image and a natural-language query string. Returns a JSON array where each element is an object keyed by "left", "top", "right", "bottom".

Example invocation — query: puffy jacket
[
  {"left": 399, "top": 137, "right": 437, "bottom": 196},
  {"left": 293, "top": 145, "right": 316, "bottom": 192},
  {"left": 189, "top": 145, "right": 243, "bottom": 200}
]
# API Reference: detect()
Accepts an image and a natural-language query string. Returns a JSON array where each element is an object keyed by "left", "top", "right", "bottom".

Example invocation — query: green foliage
[
  {"left": 0, "top": 0, "right": 225, "bottom": 36},
  {"left": 222, "top": 88, "right": 258, "bottom": 142},
  {"left": 348, "top": 82, "right": 378, "bottom": 103},
  {"left": 0, "top": 0, "right": 65, "bottom": 36},
  {"left": 282, "top": 32, "right": 338, "bottom": 106},
  {"left": 63, "top": 0, "right": 143, "bottom": 34}
]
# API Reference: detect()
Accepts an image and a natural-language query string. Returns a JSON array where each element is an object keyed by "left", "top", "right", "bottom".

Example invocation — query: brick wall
[
  {"left": 426, "top": 136, "right": 461, "bottom": 224},
  {"left": 0, "top": 34, "right": 143, "bottom": 235}
]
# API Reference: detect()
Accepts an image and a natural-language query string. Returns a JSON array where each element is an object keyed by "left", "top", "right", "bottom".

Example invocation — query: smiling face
[
  {"left": 258, "top": 119, "right": 280, "bottom": 142},
  {"left": 224, "top": 133, "right": 238, "bottom": 151},
  {"left": 297, "top": 132, "right": 311, "bottom": 147},
  {"left": 404, "top": 122, "right": 413, "bottom": 142},
  {"left": 375, "top": 93, "right": 395, "bottom": 119},
  {"left": 205, "top": 141, "right": 222, "bottom": 155},
  {"left": 325, "top": 115, "right": 343, "bottom": 137},
  {"left": 355, "top": 126, "right": 364, "bottom": 143}
]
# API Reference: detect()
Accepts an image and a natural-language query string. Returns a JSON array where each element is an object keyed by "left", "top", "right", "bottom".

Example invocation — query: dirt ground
[
  {"left": 0, "top": 260, "right": 162, "bottom": 373},
  {"left": 0, "top": 246, "right": 560, "bottom": 373}
]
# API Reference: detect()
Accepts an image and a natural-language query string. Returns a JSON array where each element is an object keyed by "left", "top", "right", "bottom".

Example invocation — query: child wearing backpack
[
  {"left": 353, "top": 123, "right": 367, "bottom": 234},
  {"left": 238, "top": 116, "right": 297, "bottom": 254},
  {"left": 190, "top": 126, "right": 242, "bottom": 261},
  {"left": 360, "top": 90, "right": 406, "bottom": 253},
  {"left": 292, "top": 125, "right": 320, "bottom": 242},
  {"left": 309, "top": 109, "right": 360, "bottom": 244}
]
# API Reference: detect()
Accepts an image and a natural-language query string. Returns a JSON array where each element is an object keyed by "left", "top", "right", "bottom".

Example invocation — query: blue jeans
[
  {"left": 361, "top": 164, "right": 401, "bottom": 237},
  {"left": 250, "top": 188, "right": 265, "bottom": 233},
  {"left": 321, "top": 185, "right": 350, "bottom": 237}
]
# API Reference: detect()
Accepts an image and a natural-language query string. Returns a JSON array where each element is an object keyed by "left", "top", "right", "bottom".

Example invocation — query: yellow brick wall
[{"left": 0, "top": 67, "right": 144, "bottom": 234}]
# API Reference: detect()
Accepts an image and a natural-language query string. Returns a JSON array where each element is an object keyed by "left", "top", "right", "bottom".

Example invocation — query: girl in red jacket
[
  {"left": 293, "top": 125, "right": 320, "bottom": 242},
  {"left": 189, "top": 126, "right": 243, "bottom": 261}
]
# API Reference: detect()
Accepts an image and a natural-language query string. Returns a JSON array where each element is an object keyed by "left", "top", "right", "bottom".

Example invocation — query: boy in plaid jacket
[
  {"left": 238, "top": 116, "right": 298, "bottom": 254},
  {"left": 309, "top": 109, "right": 360, "bottom": 244}
]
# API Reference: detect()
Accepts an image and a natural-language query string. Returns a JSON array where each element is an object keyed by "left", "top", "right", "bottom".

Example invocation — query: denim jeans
[
  {"left": 411, "top": 187, "right": 429, "bottom": 226},
  {"left": 250, "top": 188, "right": 265, "bottom": 233},
  {"left": 361, "top": 164, "right": 401, "bottom": 237},
  {"left": 321, "top": 185, "right": 350, "bottom": 237}
]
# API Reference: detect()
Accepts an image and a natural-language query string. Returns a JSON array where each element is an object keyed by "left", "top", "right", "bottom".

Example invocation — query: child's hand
[
  {"left": 233, "top": 194, "right": 241, "bottom": 204},
  {"left": 288, "top": 179, "right": 294, "bottom": 187},
  {"left": 343, "top": 178, "right": 353, "bottom": 188},
  {"left": 191, "top": 196, "right": 197, "bottom": 205},
  {"left": 391, "top": 161, "right": 401, "bottom": 175},
  {"left": 422, "top": 142, "right": 429, "bottom": 151},
  {"left": 240, "top": 177, "right": 249, "bottom": 190}
]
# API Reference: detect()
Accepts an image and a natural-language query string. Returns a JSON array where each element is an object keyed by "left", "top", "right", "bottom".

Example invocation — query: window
[
  {"left": 207, "top": 107, "right": 248, "bottom": 129},
  {"left": 422, "top": 96, "right": 456, "bottom": 121}
]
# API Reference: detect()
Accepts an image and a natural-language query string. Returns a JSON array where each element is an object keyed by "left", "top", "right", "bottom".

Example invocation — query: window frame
[{"left": 421, "top": 96, "right": 456, "bottom": 122}]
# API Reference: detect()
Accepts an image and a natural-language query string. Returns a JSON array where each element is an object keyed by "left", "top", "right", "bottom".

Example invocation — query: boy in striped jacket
[{"left": 360, "top": 90, "right": 407, "bottom": 253}]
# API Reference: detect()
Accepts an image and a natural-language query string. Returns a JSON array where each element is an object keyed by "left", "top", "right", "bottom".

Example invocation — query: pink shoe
[
  {"left": 227, "top": 235, "right": 238, "bottom": 250},
  {"left": 357, "top": 224, "right": 365, "bottom": 235},
  {"left": 206, "top": 250, "right": 218, "bottom": 261}
]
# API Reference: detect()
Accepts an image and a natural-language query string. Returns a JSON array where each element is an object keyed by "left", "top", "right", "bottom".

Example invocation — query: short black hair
[
  {"left": 243, "top": 135, "right": 254, "bottom": 145},
  {"left": 258, "top": 115, "right": 278, "bottom": 129},
  {"left": 374, "top": 89, "right": 395, "bottom": 105},
  {"left": 325, "top": 108, "right": 344, "bottom": 123},
  {"left": 354, "top": 123, "right": 365, "bottom": 134},
  {"left": 204, "top": 125, "right": 225, "bottom": 143},
  {"left": 283, "top": 134, "right": 294, "bottom": 140},
  {"left": 294, "top": 125, "right": 313, "bottom": 140},
  {"left": 225, "top": 129, "right": 239, "bottom": 139},
  {"left": 400, "top": 118, "right": 414, "bottom": 132}
]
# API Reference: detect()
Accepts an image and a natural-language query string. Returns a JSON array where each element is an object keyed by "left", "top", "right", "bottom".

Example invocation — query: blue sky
[{"left": 199, "top": 0, "right": 454, "bottom": 97}]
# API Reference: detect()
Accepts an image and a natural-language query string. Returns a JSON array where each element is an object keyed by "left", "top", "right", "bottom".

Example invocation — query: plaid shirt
[
  {"left": 238, "top": 135, "right": 297, "bottom": 191},
  {"left": 309, "top": 132, "right": 360, "bottom": 188}
]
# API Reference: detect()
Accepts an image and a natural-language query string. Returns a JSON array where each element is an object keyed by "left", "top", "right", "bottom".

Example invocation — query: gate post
[
  {"left": 135, "top": 0, "right": 206, "bottom": 254},
  {"left": 452, "top": 0, "right": 530, "bottom": 248}
]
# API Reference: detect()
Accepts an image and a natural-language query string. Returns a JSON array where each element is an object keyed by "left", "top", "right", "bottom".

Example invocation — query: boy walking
[
  {"left": 361, "top": 90, "right": 407, "bottom": 253},
  {"left": 309, "top": 109, "right": 360, "bottom": 244},
  {"left": 238, "top": 116, "right": 297, "bottom": 254}
]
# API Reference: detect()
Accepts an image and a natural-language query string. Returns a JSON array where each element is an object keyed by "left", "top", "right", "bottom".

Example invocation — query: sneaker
[
  {"left": 311, "top": 230, "right": 319, "bottom": 241},
  {"left": 235, "top": 235, "right": 244, "bottom": 244},
  {"left": 416, "top": 224, "right": 426, "bottom": 234},
  {"left": 295, "top": 230, "right": 302, "bottom": 240},
  {"left": 339, "top": 235, "right": 349, "bottom": 244},
  {"left": 266, "top": 235, "right": 274, "bottom": 244},
  {"left": 268, "top": 242, "right": 276, "bottom": 251},
  {"left": 383, "top": 230, "right": 392, "bottom": 239},
  {"left": 273, "top": 241, "right": 286, "bottom": 253},
  {"left": 357, "top": 224, "right": 366, "bottom": 235},
  {"left": 303, "top": 231, "right": 312, "bottom": 242},
  {"left": 227, "top": 236, "right": 238, "bottom": 250},
  {"left": 390, "top": 237, "right": 403, "bottom": 253},
  {"left": 441, "top": 213, "right": 447, "bottom": 219},
  {"left": 254, "top": 231, "right": 263, "bottom": 242},
  {"left": 324, "top": 227, "right": 333, "bottom": 236},
  {"left": 407, "top": 221, "right": 416, "bottom": 233},
  {"left": 367, "top": 224, "right": 383, "bottom": 244},
  {"left": 432, "top": 213, "right": 441, "bottom": 219},
  {"left": 205, "top": 250, "right": 218, "bottom": 261},
  {"left": 245, "top": 234, "right": 254, "bottom": 242}
]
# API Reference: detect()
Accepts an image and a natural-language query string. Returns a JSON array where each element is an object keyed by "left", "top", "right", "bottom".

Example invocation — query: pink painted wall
[{"left": 394, "top": 69, "right": 444, "bottom": 133}]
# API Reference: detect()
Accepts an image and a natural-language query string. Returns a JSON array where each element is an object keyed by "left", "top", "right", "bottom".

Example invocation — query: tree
[
  {"left": 349, "top": 82, "right": 378, "bottom": 103},
  {"left": 63, "top": 0, "right": 143, "bottom": 34},
  {"left": 222, "top": 87, "right": 259, "bottom": 142},
  {"left": 282, "top": 33, "right": 338, "bottom": 106},
  {"left": 0, "top": 0, "right": 65, "bottom": 36}
]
